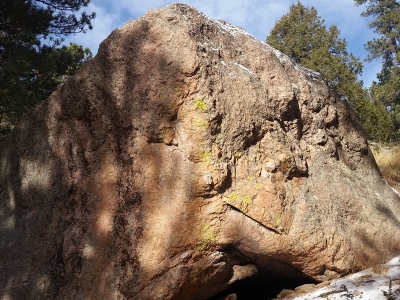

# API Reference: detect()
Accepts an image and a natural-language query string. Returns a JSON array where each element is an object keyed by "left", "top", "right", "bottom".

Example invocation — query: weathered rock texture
[{"left": 1, "top": 4, "right": 400, "bottom": 300}]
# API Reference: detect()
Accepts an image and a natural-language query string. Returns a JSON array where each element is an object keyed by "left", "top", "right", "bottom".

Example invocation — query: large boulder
[{"left": 1, "top": 3, "right": 400, "bottom": 299}]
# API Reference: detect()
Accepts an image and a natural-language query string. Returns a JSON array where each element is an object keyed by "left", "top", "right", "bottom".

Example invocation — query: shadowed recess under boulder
[
  {"left": 1, "top": 3, "right": 400, "bottom": 300},
  {"left": 209, "top": 266, "right": 316, "bottom": 300}
]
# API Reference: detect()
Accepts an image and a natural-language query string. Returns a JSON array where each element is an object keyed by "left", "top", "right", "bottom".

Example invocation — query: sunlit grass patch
[{"left": 371, "top": 144, "right": 400, "bottom": 191}]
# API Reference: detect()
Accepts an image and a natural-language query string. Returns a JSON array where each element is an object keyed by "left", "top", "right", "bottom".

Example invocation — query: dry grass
[
  {"left": 370, "top": 144, "right": 400, "bottom": 191},
  {"left": 371, "top": 263, "right": 389, "bottom": 274}
]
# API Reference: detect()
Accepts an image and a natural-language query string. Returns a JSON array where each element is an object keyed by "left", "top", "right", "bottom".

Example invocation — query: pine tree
[
  {"left": 0, "top": 0, "right": 95, "bottom": 134},
  {"left": 356, "top": 0, "right": 400, "bottom": 140},
  {"left": 267, "top": 1, "right": 394, "bottom": 142}
]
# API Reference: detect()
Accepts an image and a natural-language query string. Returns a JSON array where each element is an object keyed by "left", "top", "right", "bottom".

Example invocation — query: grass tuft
[{"left": 371, "top": 263, "right": 389, "bottom": 274}]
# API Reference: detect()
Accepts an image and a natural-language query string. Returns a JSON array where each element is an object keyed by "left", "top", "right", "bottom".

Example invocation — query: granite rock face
[{"left": 1, "top": 4, "right": 400, "bottom": 300}]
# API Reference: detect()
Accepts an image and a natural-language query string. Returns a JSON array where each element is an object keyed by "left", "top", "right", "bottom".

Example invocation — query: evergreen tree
[
  {"left": 0, "top": 0, "right": 95, "bottom": 134},
  {"left": 356, "top": 0, "right": 400, "bottom": 140},
  {"left": 354, "top": 96, "right": 394, "bottom": 141},
  {"left": 267, "top": 1, "right": 394, "bottom": 142}
]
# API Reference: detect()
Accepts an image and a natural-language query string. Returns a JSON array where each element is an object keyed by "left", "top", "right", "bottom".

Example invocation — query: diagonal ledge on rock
[{"left": 1, "top": 3, "right": 400, "bottom": 300}]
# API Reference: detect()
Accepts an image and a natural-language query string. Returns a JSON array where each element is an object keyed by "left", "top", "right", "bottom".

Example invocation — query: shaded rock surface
[{"left": 1, "top": 3, "right": 400, "bottom": 300}]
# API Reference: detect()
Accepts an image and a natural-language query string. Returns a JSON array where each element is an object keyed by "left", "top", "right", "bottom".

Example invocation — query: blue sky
[{"left": 66, "top": 0, "right": 381, "bottom": 87}]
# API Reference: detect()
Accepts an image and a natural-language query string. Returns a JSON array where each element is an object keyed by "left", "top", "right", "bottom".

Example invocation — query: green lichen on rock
[
  {"left": 273, "top": 214, "right": 282, "bottom": 227},
  {"left": 195, "top": 97, "right": 207, "bottom": 111},
  {"left": 243, "top": 195, "right": 252, "bottom": 205},
  {"left": 199, "top": 149, "right": 211, "bottom": 165},
  {"left": 226, "top": 192, "right": 252, "bottom": 212},
  {"left": 195, "top": 223, "right": 217, "bottom": 253},
  {"left": 193, "top": 117, "right": 209, "bottom": 130},
  {"left": 200, "top": 224, "right": 216, "bottom": 241},
  {"left": 227, "top": 192, "right": 239, "bottom": 204}
]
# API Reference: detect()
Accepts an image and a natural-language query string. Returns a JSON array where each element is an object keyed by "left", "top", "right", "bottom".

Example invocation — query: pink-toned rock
[
  {"left": 228, "top": 264, "right": 258, "bottom": 284},
  {"left": 1, "top": 3, "right": 400, "bottom": 300},
  {"left": 276, "top": 289, "right": 296, "bottom": 299}
]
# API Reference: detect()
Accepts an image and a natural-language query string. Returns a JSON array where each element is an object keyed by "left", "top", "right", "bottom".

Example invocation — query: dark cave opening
[{"left": 208, "top": 271, "right": 316, "bottom": 300}]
